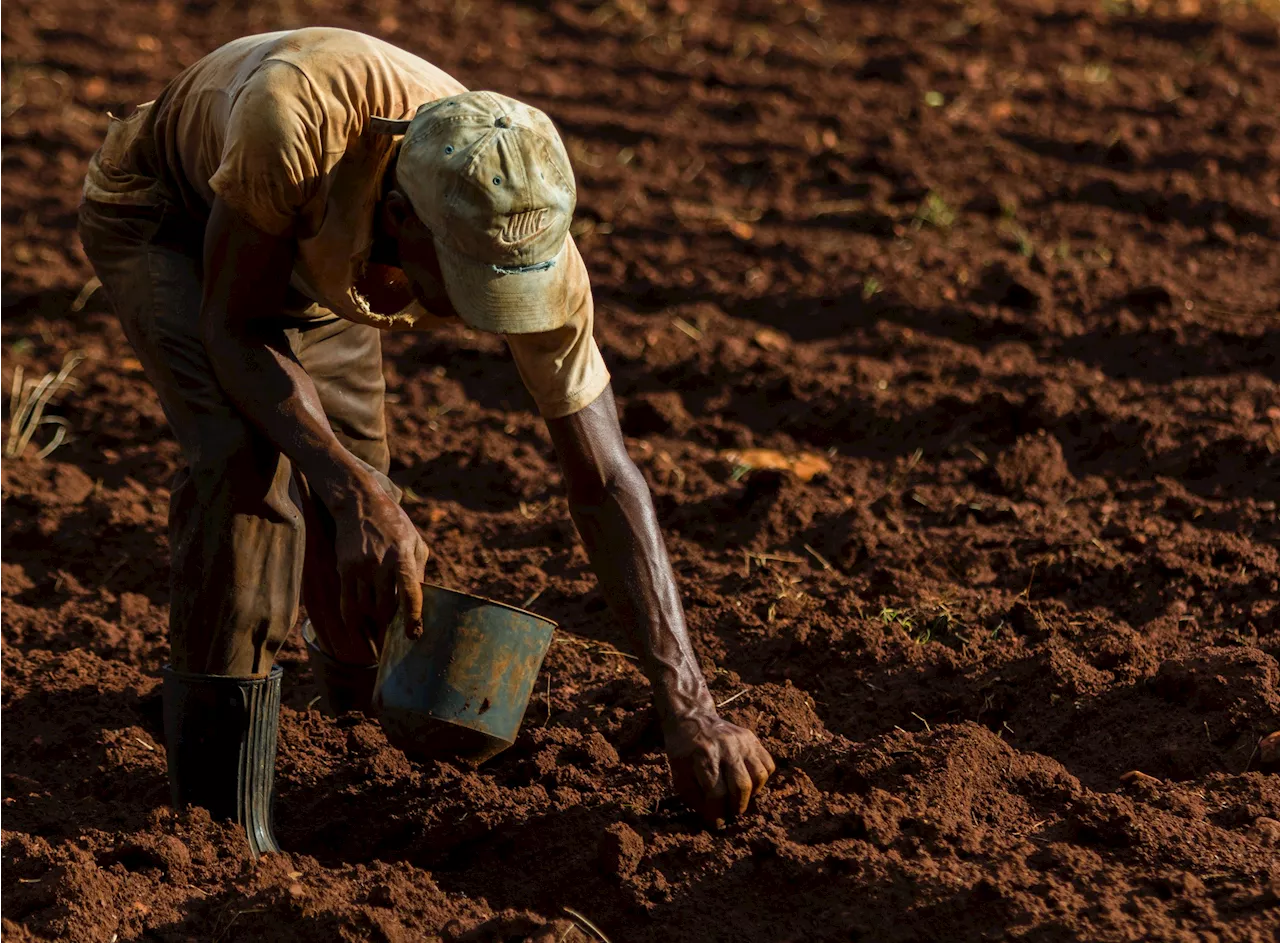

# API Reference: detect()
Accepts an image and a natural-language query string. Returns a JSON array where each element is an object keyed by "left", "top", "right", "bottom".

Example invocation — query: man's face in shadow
[{"left": 382, "top": 189, "right": 460, "bottom": 320}]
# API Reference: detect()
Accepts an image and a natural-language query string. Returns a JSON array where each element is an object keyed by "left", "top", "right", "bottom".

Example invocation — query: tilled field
[{"left": 4, "top": 1, "right": 1280, "bottom": 940}]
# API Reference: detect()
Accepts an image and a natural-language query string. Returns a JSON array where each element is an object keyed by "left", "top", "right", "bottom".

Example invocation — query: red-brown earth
[{"left": 3, "top": 0, "right": 1280, "bottom": 940}]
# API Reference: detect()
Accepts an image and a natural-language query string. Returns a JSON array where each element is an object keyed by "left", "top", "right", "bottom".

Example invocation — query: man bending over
[{"left": 79, "top": 27, "right": 773, "bottom": 854}]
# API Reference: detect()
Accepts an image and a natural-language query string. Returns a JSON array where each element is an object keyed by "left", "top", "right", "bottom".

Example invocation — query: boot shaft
[{"left": 162, "top": 664, "right": 282, "bottom": 856}]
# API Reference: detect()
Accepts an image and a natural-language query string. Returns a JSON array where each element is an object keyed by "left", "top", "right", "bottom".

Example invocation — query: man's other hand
[
  {"left": 332, "top": 475, "right": 430, "bottom": 645},
  {"left": 665, "top": 712, "right": 776, "bottom": 827}
]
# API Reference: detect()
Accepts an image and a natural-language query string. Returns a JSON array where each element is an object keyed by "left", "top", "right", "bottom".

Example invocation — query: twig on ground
[
  {"left": 745, "top": 550, "right": 806, "bottom": 566},
  {"left": 803, "top": 543, "right": 832, "bottom": 571},
  {"left": 213, "top": 907, "right": 266, "bottom": 943},
  {"left": 1241, "top": 740, "right": 1260, "bottom": 774},
  {"left": 589, "top": 647, "right": 636, "bottom": 660},
  {"left": 911, "top": 711, "right": 932, "bottom": 733},
  {"left": 100, "top": 555, "right": 129, "bottom": 588},
  {"left": 563, "top": 907, "right": 612, "bottom": 943},
  {"left": 717, "top": 688, "right": 749, "bottom": 709},
  {"left": 70, "top": 276, "right": 101, "bottom": 312},
  {"left": 672, "top": 317, "right": 702, "bottom": 341},
  {"left": 552, "top": 634, "right": 637, "bottom": 660},
  {"left": 521, "top": 588, "right": 543, "bottom": 609}
]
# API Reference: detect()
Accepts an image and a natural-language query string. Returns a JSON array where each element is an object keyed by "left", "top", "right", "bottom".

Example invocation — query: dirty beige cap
[{"left": 374, "top": 91, "right": 577, "bottom": 335}]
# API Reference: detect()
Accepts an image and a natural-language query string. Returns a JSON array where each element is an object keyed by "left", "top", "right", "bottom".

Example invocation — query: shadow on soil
[{"left": 0, "top": 683, "right": 169, "bottom": 841}]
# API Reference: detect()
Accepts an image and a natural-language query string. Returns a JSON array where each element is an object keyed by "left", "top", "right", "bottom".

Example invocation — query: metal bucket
[{"left": 372, "top": 583, "right": 556, "bottom": 765}]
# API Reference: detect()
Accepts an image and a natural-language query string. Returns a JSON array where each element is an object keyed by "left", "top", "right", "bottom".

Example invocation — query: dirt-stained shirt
[{"left": 83, "top": 28, "right": 609, "bottom": 418}]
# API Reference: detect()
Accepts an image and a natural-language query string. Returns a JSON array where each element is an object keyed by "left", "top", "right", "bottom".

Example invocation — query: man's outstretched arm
[{"left": 545, "top": 385, "right": 775, "bottom": 825}]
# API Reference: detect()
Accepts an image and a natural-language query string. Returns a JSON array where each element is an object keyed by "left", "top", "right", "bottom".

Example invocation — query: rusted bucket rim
[{"left": 422, "top": 582, "right": 558, "bottom": 630}]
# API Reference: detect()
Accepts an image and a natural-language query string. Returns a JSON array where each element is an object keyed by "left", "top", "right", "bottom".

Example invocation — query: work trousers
[{"left": 78, "top": 198, "right": 398, "bottom": 676}]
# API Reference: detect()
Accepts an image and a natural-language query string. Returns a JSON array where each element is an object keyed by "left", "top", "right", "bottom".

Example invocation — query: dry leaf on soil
[{"left": 722, "top": 448, "right": 832, "bottom": 482}]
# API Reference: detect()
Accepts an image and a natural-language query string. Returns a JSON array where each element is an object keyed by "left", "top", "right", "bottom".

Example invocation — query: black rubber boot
[
  {"left": 302, "top": 620, "right": 379, "bottom": 715},
  {"left": 161, "top": 664, "right": 282, "bottom": 857}
]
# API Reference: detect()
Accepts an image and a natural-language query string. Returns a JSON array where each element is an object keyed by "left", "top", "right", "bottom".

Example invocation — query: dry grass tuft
[{"left": 5, "top": 350, "right": 86, "bottom": 460}]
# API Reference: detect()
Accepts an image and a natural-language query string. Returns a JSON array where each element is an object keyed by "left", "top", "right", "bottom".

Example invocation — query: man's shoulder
[
  {"left": 252, "top": 28, "right": 464, "bottom": 99},
  {"left": 263, "top": 27, "right": 409, "bottom": 66},
  {"left": 217, "top": 28, "right": 465, "bottom": 150}
]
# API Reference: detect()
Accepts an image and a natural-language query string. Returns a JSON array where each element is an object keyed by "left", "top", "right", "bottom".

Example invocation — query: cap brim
[{"left": 434, "top": 235, "right": 572, "bottom": 335}]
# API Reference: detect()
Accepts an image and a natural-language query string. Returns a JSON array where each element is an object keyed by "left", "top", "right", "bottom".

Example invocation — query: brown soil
[{"left": 4, "top": 1, "right": 1280, "bottom": 940}]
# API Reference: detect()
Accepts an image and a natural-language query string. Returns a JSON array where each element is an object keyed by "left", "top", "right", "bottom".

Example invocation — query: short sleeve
[
  {"left": 505, "top": 238, "right": 611, "bottom": 419},
  {"left": 208, "top": 61, "right": 324, "bottom": 236}
]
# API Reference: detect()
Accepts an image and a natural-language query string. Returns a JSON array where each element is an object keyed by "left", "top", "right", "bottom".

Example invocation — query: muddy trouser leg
[
  {"left": 78, "top": 200, "right": 305, "bottom": 675},
  {"left": 76, "top": 199, "right": 391, "bottom": 851},
  {"left": 290, "top": 317, "right": 400, "bottom": 714}
]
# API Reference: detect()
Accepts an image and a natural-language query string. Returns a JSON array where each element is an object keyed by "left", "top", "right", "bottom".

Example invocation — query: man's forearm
[
  {"left": 547, "top": 389, "right": 715, "bottom": 722},
  {"left": 199, "top": 196, "right": 372, "bottom": 510},
  {"left": 562, "top": 453, "right": 716, "bottom": 724},
  {"left": 202, "top": 324, "right": 368, "bottom": 509}
]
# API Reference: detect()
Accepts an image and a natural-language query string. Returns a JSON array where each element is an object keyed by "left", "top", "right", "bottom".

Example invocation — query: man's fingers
[
  {"left": 399, "top": 559, "right": 425, "bottom": 639},
  {"left": 726, "top": 760, "right": 754, "bottom": 817},
  {"left": 745, "top": 753, "right": 773, "bottom": 794},
  {"left": 666, "top": 725, "right": 775, "bottom": 826}
]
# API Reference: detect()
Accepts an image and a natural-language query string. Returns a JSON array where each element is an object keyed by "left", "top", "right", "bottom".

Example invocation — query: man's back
[
  {"left": 85, "top": 28, "right": 468, "bottom": 323},
  {"left": 87, "top": 27, "right": 464, "bottom": 226}
]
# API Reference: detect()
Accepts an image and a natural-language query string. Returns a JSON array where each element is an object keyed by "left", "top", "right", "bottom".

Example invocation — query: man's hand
[
  {"left": 331, "top": 473, "right": 430, "bottom": 644},
  {"left": 665, "top": 711, "right": 776, "bottom": 827}
]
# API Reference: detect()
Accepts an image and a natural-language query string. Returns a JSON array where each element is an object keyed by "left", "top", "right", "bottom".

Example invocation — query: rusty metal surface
[{"left": 373, "top": 583, "right": 556, "bottom": 764}]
